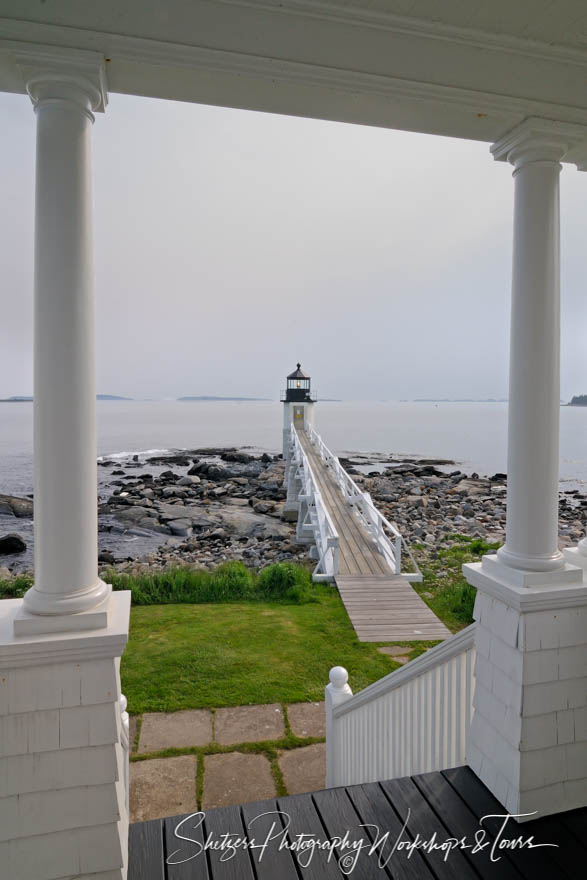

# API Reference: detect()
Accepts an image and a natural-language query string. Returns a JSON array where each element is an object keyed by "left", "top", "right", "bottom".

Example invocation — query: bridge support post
[
  {"left": 283, "top": 452, "right": 301, "bottom": 521},
  {"left": 464, "top": 119, "right": 587, "bottom": 822}
]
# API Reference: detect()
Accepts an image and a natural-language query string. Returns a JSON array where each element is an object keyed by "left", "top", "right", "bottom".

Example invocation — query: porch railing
[
  {"left": 325, "top": 624, "right": 476, "bottom": 787},
  {"left": 120, "top": 694, "right": 130, "bottom": 814},
  {"left": 307, "top": 423, "right": 421, "bottom": 581},
  {"left": 289, "top": 425, "right": 339, "bottom": 581}
]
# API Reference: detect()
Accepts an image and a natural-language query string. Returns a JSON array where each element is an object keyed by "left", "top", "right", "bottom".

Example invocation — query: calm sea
[{"left": 1, "top": 399, "right": 586, "bottom": 496}]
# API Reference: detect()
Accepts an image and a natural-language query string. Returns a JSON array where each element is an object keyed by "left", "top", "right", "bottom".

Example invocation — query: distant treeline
[{"left": 569, "top": 395, "right": 587, "bottom": 406}]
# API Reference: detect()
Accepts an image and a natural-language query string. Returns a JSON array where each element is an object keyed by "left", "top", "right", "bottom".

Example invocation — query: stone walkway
[{"left": 129, "top": 701, "right": 326, "bottom": 822}]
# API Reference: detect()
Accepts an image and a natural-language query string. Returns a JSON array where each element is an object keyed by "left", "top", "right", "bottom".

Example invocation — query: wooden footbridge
[{"left": 286, "top": 424, "right": 451, "bottom": 642}]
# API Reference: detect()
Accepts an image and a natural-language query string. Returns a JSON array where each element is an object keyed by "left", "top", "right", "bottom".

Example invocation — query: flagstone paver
[
  {"left": 130, "top": 755, "right": 197, "bottom": 822},
  {"left": 202, "top": 752, "right": 276, "bottom": 809},
  {"left": 377, "top": 646, "right": 410, "bottom": 662},
  {"left": 287, "top": 701, "right": 325, "bottom": 738},
  {"left": 138, "top": 709, "right": 213, "bottom": 753},
  {"left": 214, "top": 703, "right": 285, "bottom": 745},
  {"left": 278, "top": 743, "right": 326, "bottom": 795}
]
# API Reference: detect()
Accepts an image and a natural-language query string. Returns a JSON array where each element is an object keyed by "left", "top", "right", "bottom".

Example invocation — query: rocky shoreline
[{"left": 1, "top": 446, "right": 585, "bottom": 578}]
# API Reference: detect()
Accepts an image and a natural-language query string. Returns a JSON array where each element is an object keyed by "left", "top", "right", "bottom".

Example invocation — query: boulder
[
  {"left": 178, "top": 475, "right": 200, "bottom": 486},
  {"left": 206, "top": 465, "right": 230, "bottom": 481},
  {"left": 0, "top": 533, "right": 26, "bottom": 554},
  {"left": 168, "top": 519, "right": 193, "bottom": 537},
  {"left": 0, "top": 494, "right": 33, "bottom": 518}
]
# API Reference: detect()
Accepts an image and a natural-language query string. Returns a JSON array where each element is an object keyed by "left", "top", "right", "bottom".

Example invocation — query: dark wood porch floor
[{"left": 129, "top": 766, "right": 586, "bottom": 879}]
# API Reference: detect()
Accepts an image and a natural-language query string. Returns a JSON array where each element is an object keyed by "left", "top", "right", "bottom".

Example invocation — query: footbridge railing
[
  {"left": 325, "top": 624, "right": 476, "bottom": 787},
  {"left": 288, "top": 425, "right": 339, "bottom": 582},
  {"left": 307, "top": 424, "right": 421, "bottom": 581}
]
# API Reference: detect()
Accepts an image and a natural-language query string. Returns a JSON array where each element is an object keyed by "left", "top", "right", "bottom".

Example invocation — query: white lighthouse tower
[{"left": 281, "top": 363, "right": 316, "bottom": 456}]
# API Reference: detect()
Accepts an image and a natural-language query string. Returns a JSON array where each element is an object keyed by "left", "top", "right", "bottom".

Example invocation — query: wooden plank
[
  {"left": 378, "top": 776, "right": 473, "bottom": 880},
  {"left": 442, "top": 766, "right": 569, "bottom": 879},
  {"left": 128, "top": 819, "right": 165, "bottom": 880},
  {"left": 164, "top": 814, "right": 210, "bottom": 880},
  {"left": 346, "top": 781, "right": 436, "bottom": 880},
  {"left": 276, "top": 791, "right": 344, "bottom": 880},
  {"left": 412, "top": 771, "right": 520, "bottom": 880},
  {"left": 296, "top": 429, "right": 450, "bottom": 641},
  {"left": 299, "top": 432, "right": 387, "bottom": 576},
  {"left": 203, "top": 804, "right": 255, "bottom": 880},
  {"left": 312, "top": 786, "right": 388, "bottom": 880},
  {"left": 241, "top": 798, "right": 299, "bottom": 880}
]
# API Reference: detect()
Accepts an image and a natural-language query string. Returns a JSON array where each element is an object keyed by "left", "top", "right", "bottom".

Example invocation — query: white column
[
  {"left": 464, "top": 118, "right": 587, "bottom": 823},
  {"left": 495, "top": 134, "right": 564, "bottom": 572},
  {"left": 15, "top": 51, "right": 110, "bottom": 631}
]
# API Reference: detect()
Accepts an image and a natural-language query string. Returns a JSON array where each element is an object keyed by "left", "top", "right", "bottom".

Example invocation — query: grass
[
  {"left": 121, "top": 594, "right": 429, "bottom": 713},
  {"left": 0, "top": 561, "right": 320, "bottom": 605},
  {"left": 411, "top": 534, "right": 501, "bottom": 632},
  {"left": 2, "top": 541, "right": 498, "bottom": 713}
]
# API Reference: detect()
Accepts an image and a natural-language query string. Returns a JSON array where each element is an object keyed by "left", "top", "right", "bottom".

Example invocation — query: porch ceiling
[{"left": 1, "top": 1, "right": 587, "bottom": 158}]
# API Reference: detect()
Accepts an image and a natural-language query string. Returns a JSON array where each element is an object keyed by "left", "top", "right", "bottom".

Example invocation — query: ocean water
[{"left": 1, "top": 399, "right": 586, "bottom": 496}]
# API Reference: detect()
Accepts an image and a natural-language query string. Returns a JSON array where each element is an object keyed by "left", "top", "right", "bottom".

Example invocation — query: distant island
[
  {"left": 413, "top": 398, "right": 508, "bottom": 403},
  {"left": 1, "top": 394, "right": 132, "bottom": 402},
  {"left": 178, "top": 396, "right": 271, "bottom": 402},
  {"left": 569, "top": 395, "right": 587, "bottom": 406}
]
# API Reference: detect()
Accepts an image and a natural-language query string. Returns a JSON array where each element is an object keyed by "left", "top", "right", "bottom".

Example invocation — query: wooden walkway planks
[
  {"left": 297, "top": 428, "right": 451, "bottom": 642},
  {"left": 128, "top": 766, "right": 587, "bottom": 880}
]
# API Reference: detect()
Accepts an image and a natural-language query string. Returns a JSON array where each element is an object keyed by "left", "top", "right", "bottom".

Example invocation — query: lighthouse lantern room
[{"left": 281, "top": 363, "right": 316, "bottom": 455}]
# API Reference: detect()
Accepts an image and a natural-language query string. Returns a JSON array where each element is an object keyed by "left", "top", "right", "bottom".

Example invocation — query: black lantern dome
[{"left": 281, "top": 363, "right": 315, "bottom": 402}]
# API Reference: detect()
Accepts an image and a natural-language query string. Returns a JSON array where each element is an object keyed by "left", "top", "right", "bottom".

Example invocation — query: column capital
[
  {"left": 15, "top": 45, "right": 108, "bottom": 118},
  {"left": 491, "top": 116, "right": 587, "bottom": 171}
]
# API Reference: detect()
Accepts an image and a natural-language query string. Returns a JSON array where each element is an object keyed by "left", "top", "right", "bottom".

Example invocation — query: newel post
[{"left": 325, "top": 666, "right": 353, "bottom": 787}]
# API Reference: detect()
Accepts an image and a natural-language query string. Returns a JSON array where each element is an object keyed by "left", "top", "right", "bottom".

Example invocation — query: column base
[
  {"left": 463, "top": 557, "right": 587, "bottom": 822},
  {"left": 15, "top": 580, "right": 112, "bottom": 636},
  {"left": 0, "top": 592, "right": 131, "bottom": 880}
]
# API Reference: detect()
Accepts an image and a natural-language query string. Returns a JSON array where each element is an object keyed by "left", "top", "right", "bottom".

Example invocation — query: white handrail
[
  {"left": 288, "top": 425, "right": 339, "bottom": 581},
  {"left": 326, "top": 624, "right": 476, "bottom": 787},
  {"left": 119, "top": 694, "right": 130, "bottom": 814},
  {"left": 307, "top": 424, "right": 420, "bottom": 580}
]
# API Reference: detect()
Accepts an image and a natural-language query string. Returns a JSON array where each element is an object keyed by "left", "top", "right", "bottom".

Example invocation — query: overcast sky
[{"left": 1, "top": 90, "right": 586, "bottom": 401}]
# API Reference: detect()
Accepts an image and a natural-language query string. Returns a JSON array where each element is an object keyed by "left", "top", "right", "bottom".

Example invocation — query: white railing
[
  {"left": 288, "top": 425, "right": 339, "bottom": 581},
  {"left": 307, "top": 424, "right": 421, "bottom": 581},
  {"left": 325, "top": 624, "right": 476, "bottom": 787},
  {"left": 119, "top": 694, "right": 130, "bottom": 814}
]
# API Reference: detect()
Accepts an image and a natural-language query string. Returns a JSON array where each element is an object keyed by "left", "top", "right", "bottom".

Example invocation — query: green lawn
[
  {"left": 121, "top": 593, "right": 427, "bottom": 713},
  {"left": 412, "top": 534, "right": 501, "bottom": 632}
]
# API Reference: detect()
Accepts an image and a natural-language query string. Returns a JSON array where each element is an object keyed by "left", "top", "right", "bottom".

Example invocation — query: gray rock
[
  {"left": 0, "top": 533, "right": 27, "bottom": 554},
  {"left": 168, "top": 520, "right": 193, "bottom": 537},
  {"left": 0, "top": 495, "right": 33, "bottom": 518},
  {"left": 178, "top": 475, "right": 200, "bottom": 486}
]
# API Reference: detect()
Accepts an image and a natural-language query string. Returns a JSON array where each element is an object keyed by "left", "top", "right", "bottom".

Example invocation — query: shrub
[
  {"left": 209, "top": 561, "right": 255, "bottom": 601},
  {"left": 257, "top": 562, "right": 315, "bottom": 602},
  {"left": 0, "top": 574, "right": 32, "bottom": 600}
]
